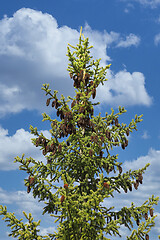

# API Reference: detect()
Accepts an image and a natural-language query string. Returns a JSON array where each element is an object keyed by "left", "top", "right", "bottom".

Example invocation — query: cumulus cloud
[
  {"left": 0, "top": 8, "right": 150, "bottom": 118},
  {"left": 116, "top": 33, "right": 140, "bottom": 48},
  {"left": 0, "top": 8, "right": 78, "bottom": 117},
  {"left": 154, "top": 33, "right": 160, "bottom": 45},
  {"left": 0, "top": 126, "right": 51, "bottom": 170},
  {"left": 97, "top": 70, "right": 152, "bottom": 107},
  {"left": 84, "top": 23, "right": 140, "bottom": 49},
  {"left": 0, "top": 188, "right": 43, "bottom": 215}
]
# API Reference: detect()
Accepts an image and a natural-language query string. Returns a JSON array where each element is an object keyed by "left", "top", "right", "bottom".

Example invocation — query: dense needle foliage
[{"left": 0, "top": 27, "right": 159, "bottom": 240}]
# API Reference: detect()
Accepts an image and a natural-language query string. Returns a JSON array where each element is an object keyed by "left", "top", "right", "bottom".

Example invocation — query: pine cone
[
  {"left": 36, "top": 136, "right": 43, "bottom": 147},
  {"left": 103, "top": 182, "right": 110, "bottom": 189},
  {"left": 136, "top": 218, "right": 140, "bottom": 226},
  {"left": 138, "top": 173, "right": 143, "bottom": 184},
  {"left": 128, "top": 184, "right": 132, "bottom": 191},
  {"left": 61, "top": 195, "right": 65, "bottom": 205},
  {"left": 84, "top": 73, "right": 90, "bottom": 85},
  {"left": 124, "top": 139, "right": 128, "bottom": 147},
  {"left": 134, "top": 182, "right": 138, "bottom": 190},
  {"left": 149, "top": 208, "right": 153, "bottom": 217},
  {"left": 46, "top": 98, "right": 50, "bottom": 106},
  {"left": 121, "top": 143, "right": 125, "bottom": 150},
  {"left": 36, "top": 138, "right": 40, "bottom": 147},
  {"left": 115, "top": 118, "right": 119, "bottom": 126},
  {"left": 118, "top": 166, "right": 122, "bottom": 174},
  {"left": 58, "top": 144, "right": 62, "bottom": 152},
  {"left": 126, "top": 128, "right": 130, "bottom": 136},
  {"left": 64, "top": 184, "right": 68, "bottom": 189},
  {"left": 71, "top": 100, "right": 76, "bottom": 108},
  {"left": 52, "top": 100, "right": 55, "bottom": 108},
  {"left": 92, "top": 88, "right": 96, "bottom": 99},
  {"left": 77, "top": 70, "right": 83, "bottom": 81},
  {"left": 29, "top": 176, "right": 35, "bottom": 186},
  {"left": 89, "top": 80, "right": 94, "bottom": 87},
  {"left": 145, "top": 212, "right": 148, "bottom": 220},
  {"left": 27, "top": 186, "right": 31, "bottom": 193}
]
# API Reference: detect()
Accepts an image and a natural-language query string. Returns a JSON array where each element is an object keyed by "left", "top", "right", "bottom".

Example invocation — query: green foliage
[
  {"left": 0, "top": 27, "right": 159, "bottom": 239},
  {"left": 0, "top": 205, "right": 50, "bottom": 240}
]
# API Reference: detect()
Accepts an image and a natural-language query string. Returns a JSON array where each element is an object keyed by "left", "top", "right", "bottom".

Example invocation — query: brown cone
[
  {"left": 29, "top": 176, "right": 35, "bottom": 186},
  {"left": 64, "top": 184, "right": 68, "bottom": 189},
  {"left": 136, "top": 218, "right": 140, "bottom": 226},
  {"left": 92, "top": 88, "right": 96, "bottom": 99},
  {"left": 129, "top": 184, "right": 132, "bottom": 191},
  {"left": 118, "top": 166, "right": 122, "bottom": 174},
  {"left": 27, "top": 186, "right": 31, "bottom": 193},
  {"left": 126, "top": 128, "right": 130, "bottom": 136},
  {"left": 145, "top": 213, "right": 148, "bottom": 220},
  {"left": 149, "top": 208, "right": 153, "bottom": 217},
  {"left": 103, "top": 182, "right": 109, "bottom": 189},
  {"left": 121, "top": 143, "right": 125, "bottom": 150},
  {"left": 46, "top": 98, "right": 50, "bottom": 106},
  {"left": 61, "top": 195, "right": 65, "bottom": 204},
  {"left": 115, "top": 118, "right": 119, "bottom": 126},
  {"left": 58, "top": 144, "right": 62, "bottom": 152},
  {"left": 134, "top": 182, "right": 138, "bottom": 190},
  {"left": 52, "top": 100, "right": 55, "bottom": 108},
  {"left": 71, "top": 100, "right": 76, "bottom": 108},
  {"left": 124, "top": 139, "right": 128, "bottom": 147}
]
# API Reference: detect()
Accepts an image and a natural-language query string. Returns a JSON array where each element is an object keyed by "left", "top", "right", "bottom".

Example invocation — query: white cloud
[
  {"left": 84, "top": 23, "right": 140, "bottom": 49},
  {"left": 140, "top": 0, "right": 160, "bottom": 8},
  {"left": 0, "top": 8, "right": 150, "bottom": 118},
  {"left": 97, "top": 70, "right": 152, "bottom": 107},
  {"left": 142, "top": 130, "right": 150, "bottom": 139},
  {"left": 0, "top": 188, "right": 43, "bottom": 216},
  {"left": 154, "top": 33, "right": 160, "bottom": 45},
  {"left": 0, "top": 126, "right": 51, "bottom": 170},
  {"left": 116, "top": 33, "right": 140, "bottom": 48},
  {"left": 125, "top": 0, "right": 160, "bottom": 8},
  {"left": 39, "top": 226, "right": 57, "bottom": 236}
]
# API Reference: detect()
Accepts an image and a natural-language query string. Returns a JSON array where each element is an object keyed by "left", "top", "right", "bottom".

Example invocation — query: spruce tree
[{"left": 0, "top": 27, "right": 159, "bottom": 240}]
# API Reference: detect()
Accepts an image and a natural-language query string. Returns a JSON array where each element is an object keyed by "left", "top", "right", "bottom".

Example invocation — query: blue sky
[{"left": 0, "top": 0, "right": 160, "bottom": 239}]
